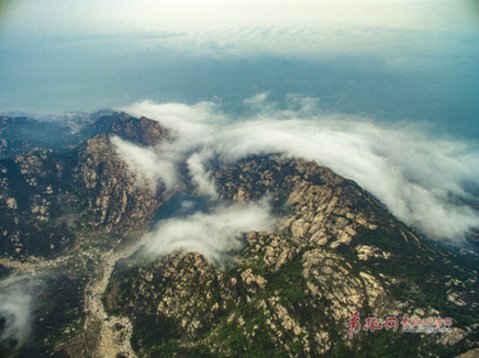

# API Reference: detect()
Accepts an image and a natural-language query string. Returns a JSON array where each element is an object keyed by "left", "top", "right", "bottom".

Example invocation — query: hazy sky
[
  {"left": 0, "top": 0, "right": 478, "bottom": 138},
  {"left": 2, "top": 0, "right": 478, "bottom": 36}
]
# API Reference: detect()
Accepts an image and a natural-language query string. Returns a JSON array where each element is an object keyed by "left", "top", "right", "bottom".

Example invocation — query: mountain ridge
[{"left": 0, "top": 113, "right": 477, "bottom": 357}]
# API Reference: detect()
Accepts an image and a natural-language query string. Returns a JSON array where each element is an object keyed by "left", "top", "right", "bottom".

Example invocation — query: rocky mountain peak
[
  {"left": 80, "top": 112, "right": 167, "bottom": 146},
  {"left": 0, "top": 113, "right": 478, "bottom": 357}
]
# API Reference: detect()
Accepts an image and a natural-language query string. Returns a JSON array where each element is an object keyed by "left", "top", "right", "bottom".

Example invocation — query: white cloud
[
  {"left": 6, "top": 0, "right": 478, "bottom": 36},
  {"left": 123, "top": 100, "right": 226, "bottom": 137},
  {"left": 138, "top": 200, "right": 275, "bottom": 263},
  {"left": 216, "top": 117, "right": 479, "bottom": 239},
  {"left": 0, "top": 275, "right": 34, "bottom": 349},
  {"left": 4, "top": 1, "right": 477, "bottom": 68},
  {"left": 187, "top": 150, "right": 217, "bottom": 197},
  {"left": 113, "top": 100, "right": 228, "bottom": 192},
  {"left": 116, "top": 95, "right": 479, "bottom": 241},
  {"left": 111, "top": 135, "right": 179, "bottom": 191}
]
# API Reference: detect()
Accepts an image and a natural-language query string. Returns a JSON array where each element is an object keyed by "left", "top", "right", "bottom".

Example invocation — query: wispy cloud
[
  {"left": 0, "top": 274, "right": 35, "bottom": 350},
  {"left": 138, "top": 199, "right": 275, "bottom": 263},
  {"left": 4, "top": 1, "right": 477, "bottom": 67},
  {"left": 111, "top": 135, "right": 179, "bottom": 191},
  {"left": 116, "top": 95, "right": 479, "bottom": 241},
  {"left": 186, "top": 150, "right": 218, "bottom": 198}
]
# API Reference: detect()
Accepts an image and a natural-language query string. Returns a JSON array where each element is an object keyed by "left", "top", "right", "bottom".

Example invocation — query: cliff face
[{"left": 104, "top": 156, "right": 479, "bottom": 357}]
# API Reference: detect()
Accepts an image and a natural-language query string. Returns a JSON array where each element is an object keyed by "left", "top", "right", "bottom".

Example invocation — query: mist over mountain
[
  {"left": 0, "top": 111, "right": 477, "bottom": 357},
  {"left": 116, "top": 96, "right": 479, "bottom": 241},
  {"left": 1, "top": 0, "right": 479, "bottom": 357}
]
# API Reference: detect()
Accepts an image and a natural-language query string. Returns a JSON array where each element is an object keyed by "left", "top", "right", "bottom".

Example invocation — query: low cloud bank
[
  {"left": 138, "top": 200, "right": 275, "bottom": 263},
  {"left": 0, "top": 275, "right": 34, "bottom": 350},
  {"left": 114, "top": 94, "right": 479, "bottom": 241}
]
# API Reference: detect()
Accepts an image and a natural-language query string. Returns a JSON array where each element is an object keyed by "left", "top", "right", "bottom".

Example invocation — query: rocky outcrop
[
  {"left": 80, "top": 112, "right": 167, "bottom": 146},
  {"left": 73, "top": 113, "right": 168, "bottom": 234},
  {"left": 0, "top": 148, "right": 75, "bottom": 257},
  {"left": 0, "top": 113, "right": 171, "bottom": 356},
  {"left": 75, "top": 134, "right": 165, "bottom": 234},
  {"left": 0, "top": 113, "right": 168, "bottom": 258},
  {"left": 2, "top": 114, "right": 478, "bottom": 357},
  {"left": 104, "top": 156, "right": 479, "bottom": 357}
]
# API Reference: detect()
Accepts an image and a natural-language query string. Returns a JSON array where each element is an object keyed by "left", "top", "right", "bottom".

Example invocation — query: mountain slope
[
  {"left": 104, "top": 156, "right": 479, "bottom": 357},
  {"left": 0, "top": 113, "right": 477, "bottom": 357},
  {"left": 0, "top": 113, "right": 168, "bottom": 258}
]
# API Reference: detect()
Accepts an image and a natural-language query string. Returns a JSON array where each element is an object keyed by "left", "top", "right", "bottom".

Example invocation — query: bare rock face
[
  {"left": 74, "top": 113, "right": 168, "bottom": 234},
  {"left": 80, "top": 112, "right": 168, "bottom": 146},
  {"left": 75, "top": 134, "right": 165, "bottom": 234},
  {"left": 355, "top": 244, "right": 391, "bottom": 261},
  {"left": 104, "top": 155, "right": 479, "bottom": 357},
  {"left": 457, "top": 348, "right": 479, "bottom": 358}
]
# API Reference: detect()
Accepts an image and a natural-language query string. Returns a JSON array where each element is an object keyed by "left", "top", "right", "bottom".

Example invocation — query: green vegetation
[
  {"left": 357, "top": 229, "right": 400, "bottom": 251},
  {"left": 267, "top": 256, "right": 307, "bottom": 306}
]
